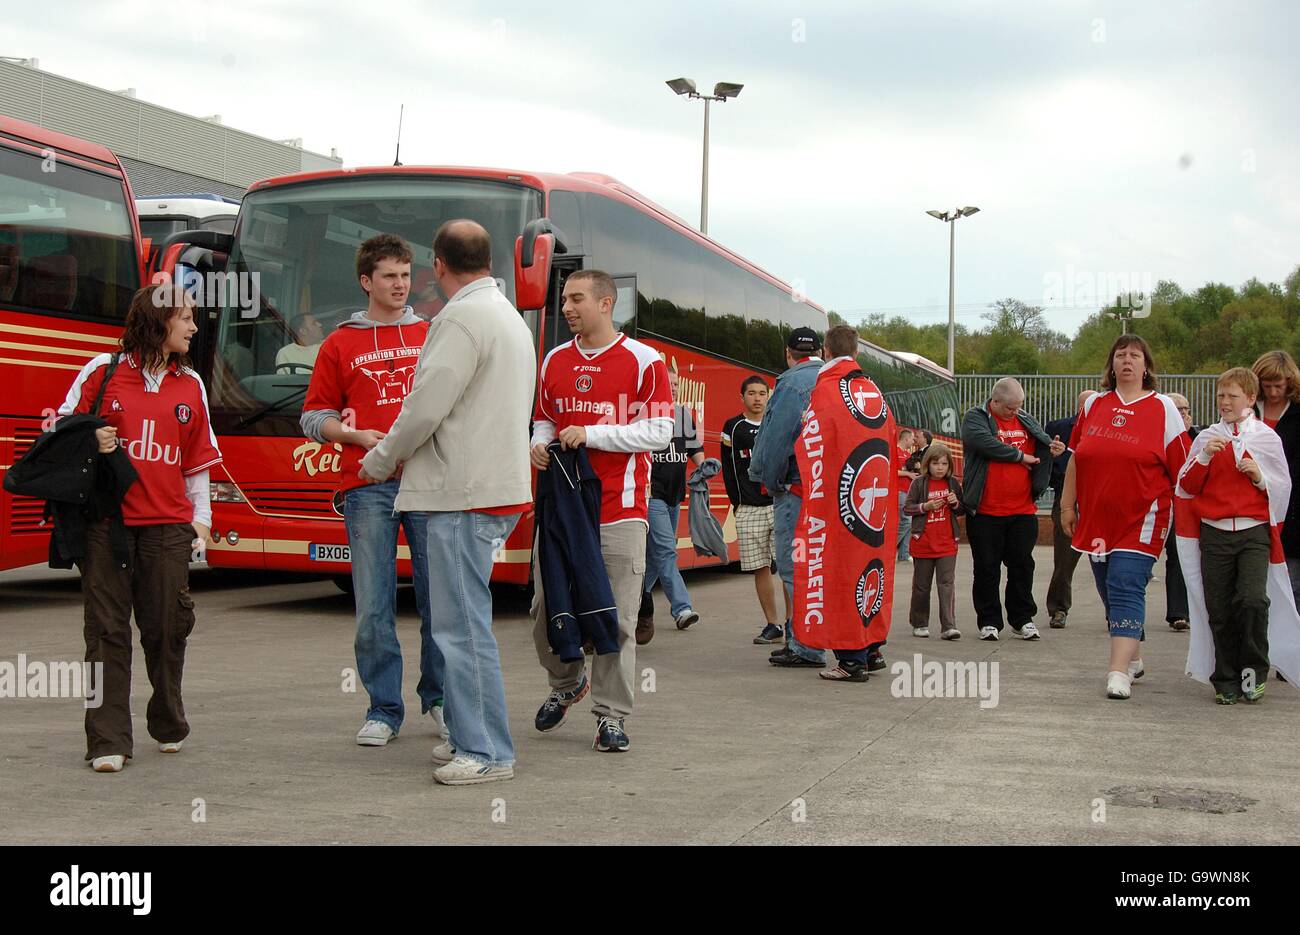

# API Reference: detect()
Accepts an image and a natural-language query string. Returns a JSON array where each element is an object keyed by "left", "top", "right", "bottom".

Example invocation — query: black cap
[{"left": 787, "top": 327, "right": 822, "bottom": 355}]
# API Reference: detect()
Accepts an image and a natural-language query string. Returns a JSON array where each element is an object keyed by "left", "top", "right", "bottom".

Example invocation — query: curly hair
[
  {"left": 1251, "top": 350, "right": 1300, "bottom": 403},
  {"left": 120, "top": 284, "right": 192, "bottom": 373}
]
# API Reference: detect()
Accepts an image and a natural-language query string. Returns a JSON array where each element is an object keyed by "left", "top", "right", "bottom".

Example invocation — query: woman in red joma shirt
[
  {"left": 1061, "top": 335, "right": 1189, "bottom": 700},
  {"left": 58, "top": 284, "right": 221, "bottom": 773}
]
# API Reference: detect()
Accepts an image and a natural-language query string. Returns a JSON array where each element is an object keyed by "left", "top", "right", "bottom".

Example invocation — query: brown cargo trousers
[{"left": 80, "top": 520, "right": 196, "bottom": 760}]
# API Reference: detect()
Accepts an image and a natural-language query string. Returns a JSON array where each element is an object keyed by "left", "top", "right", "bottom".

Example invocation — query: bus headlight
[
  {"left": 226, "top": 530, "right": 240, "bottom": 545},
  {"left": 211, "top": 482, "right": 246, "bottom": 503}
]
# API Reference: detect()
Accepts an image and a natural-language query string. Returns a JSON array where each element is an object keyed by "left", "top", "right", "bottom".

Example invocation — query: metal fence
[{"left": 956, "top": 374, "right": 1221, "bottom": 428}]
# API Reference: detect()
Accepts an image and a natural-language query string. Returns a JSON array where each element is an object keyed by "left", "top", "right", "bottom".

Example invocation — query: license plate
[{"left": 309, "top": 543, "right": 350, "bottom": 562}]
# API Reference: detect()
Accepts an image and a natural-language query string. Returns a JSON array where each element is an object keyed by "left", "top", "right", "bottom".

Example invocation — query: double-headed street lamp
[
  {"left": 666, "top": 78, "right": 744, "bottom": 235},
  {"left": 925, "top": 206, "right": 981, "bottom": 373}
]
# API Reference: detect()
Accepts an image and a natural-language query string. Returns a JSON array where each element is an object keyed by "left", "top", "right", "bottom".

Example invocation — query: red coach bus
[
  {"left": 162, "top": 165, "right": 957, "bottom": 587},
  {"left": 0, "top": 115, "right": 144, "bottom": 571}
]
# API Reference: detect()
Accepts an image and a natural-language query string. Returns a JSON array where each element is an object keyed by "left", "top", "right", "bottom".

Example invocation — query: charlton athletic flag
[{"left": 793, "top": 358, "right": 898, "bottom": 650}]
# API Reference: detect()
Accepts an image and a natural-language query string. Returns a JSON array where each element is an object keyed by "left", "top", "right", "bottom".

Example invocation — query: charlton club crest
[
  {"left": 838, "top": 437, "right": 892, "bottom": 547},
  {"left": 839, "top": 375, "right": 888, "bottom": 429},
  {"left": 855, "top": 558, "right": 888, "bottom": 628},
  {"left": 575, "top": 375, "right": 593, "bottom": 393},
  {"left": 175, "top": 403, "right": 192, "bottom": 424}
]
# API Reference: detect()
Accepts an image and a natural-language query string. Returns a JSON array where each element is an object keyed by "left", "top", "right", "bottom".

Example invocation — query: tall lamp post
[
  {"left": 666, "top": 78, "right": 743, "bottom": 235},
  {"left": 925, "top": 206, "right": 980, "bottom": 373}
]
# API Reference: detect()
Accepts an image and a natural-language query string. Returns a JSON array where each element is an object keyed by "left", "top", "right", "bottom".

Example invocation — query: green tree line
[{"left": 833, "top": 264, "right": 1300, "bottom": 375}]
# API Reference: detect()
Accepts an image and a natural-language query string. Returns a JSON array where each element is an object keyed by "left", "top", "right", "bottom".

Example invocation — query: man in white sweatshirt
[{"left": 361, "top": 220, "right": 536, "bottom": 785}]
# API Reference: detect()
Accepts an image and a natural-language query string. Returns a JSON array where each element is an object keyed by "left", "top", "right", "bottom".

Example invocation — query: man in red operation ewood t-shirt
[
  {"left": 299, "top": 233, "right": 445, "bottom": 749},
  {"left": 528, "top": 269, "right": 673, "bottom": 754}
]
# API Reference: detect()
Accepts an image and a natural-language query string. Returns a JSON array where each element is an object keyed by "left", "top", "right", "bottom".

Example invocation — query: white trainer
[
  {"left": 356, "top": 720, "right": 396, "bottom": 746},
  {"left": 912, "top": 626, "right": 930, "bottom": 638},
  {"left": 1128, "top": 658, "right": 1145, "bottom": 680},
  {"left": 431, "top": 741, "right": 456, "bottom": 766},
  {"left": 158, "top": 740, "right": 185, "bottom": 753},
  {"left": 433, "top": 755, "right": 514, "bottom": 786},
  {"left": 941, "top": 628, "right": 962, "bottom": 640},
  {"left": 1015, "top": 622, "right": 1041, "bottom": 641},
  {"left": 1106, "top": 671, "right": 1132, "bottom": 699},
  {"left": 979, "top": 626, "right": 1000, "bottom": 641},
  {"left": 431, "top": 706, "right": 449, "bottom": 740},
  {"left": 91, "top": 755, "right": 125, "bottom": 772}
]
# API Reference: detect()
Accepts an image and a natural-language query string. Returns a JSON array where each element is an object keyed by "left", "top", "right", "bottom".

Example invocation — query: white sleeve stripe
[
  {"left": 182, "top": 367, "right": 221, "bottom": 454},
  {"left": 57, "top": 353, "right": 114, "bottom": 416}
]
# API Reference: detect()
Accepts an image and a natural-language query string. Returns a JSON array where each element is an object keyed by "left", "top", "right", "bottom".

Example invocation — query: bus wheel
[{"left": 332, "top": 575, "right": 354, "bottom": 595}]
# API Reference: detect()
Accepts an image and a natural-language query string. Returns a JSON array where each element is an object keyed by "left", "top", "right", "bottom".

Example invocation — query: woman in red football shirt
[
  {"left": 58, "top": 284, "right": 222, "bottom": 772},
  {"left": 1060, "top": 335, "right": 1190, "bottom": 699}
]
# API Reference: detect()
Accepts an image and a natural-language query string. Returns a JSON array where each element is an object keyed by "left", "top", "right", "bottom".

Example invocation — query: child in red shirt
[
  {"left": 902, "top": 442, "right": 965, "bottom": 639},
  {"left": 1176, "top": 368, "right": 1279, "bottom": 704}
]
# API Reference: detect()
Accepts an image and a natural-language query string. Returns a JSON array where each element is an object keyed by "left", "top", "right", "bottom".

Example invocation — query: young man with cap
[{"left": 748, "top": 327, "right": 828, "bottom": 669}]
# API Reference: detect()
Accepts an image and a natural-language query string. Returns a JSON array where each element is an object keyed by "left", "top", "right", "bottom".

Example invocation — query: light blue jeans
[
  {"left": 774, "top": 489, "right": 825, "bottom": 664},
  {"left": 423, "top": 510, "right": 518, "bottom": 768},
  {"left": 1089, "top": 550, "right": 1156, "bottom": 640},
  {"left": 643, "top": 498, "right": 692, "bottom": 617},
  {"left": 344, "top": 480, "right": 444, "bottom": 733}
]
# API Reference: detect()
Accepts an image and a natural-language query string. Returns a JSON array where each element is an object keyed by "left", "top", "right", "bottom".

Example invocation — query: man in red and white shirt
[{"left": 529, "top": 269, "right": 672, "bottom": 753}]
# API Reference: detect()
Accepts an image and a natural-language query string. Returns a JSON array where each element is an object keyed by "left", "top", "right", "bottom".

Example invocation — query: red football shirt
[
  {"left": 60, "top": 353, "right": 222, "bottom": 526},
  {"left": 893, "top": 447, "right": 914, "bottom": 495},
  {"left": 1069, "top": 390, "right": 1190, "bottom": 558},
  {"left": 979, "top": 412, "right": 1036, "bottom": 516},
  {"left": 910, "top": 478, "right": 959, "bottom": 558},
  {"left": 302, "top": 316, "right": 430, "bottom": 491},
  {"left": 534, "top": 334, "right": 672, "bottom": 526}
]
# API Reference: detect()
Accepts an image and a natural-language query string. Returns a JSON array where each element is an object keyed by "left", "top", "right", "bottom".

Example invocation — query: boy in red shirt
[
  {"left": 1176, "top": 368, "right": 1280, "bottom": 703},
  {"left": 300, "top": 234, "right": 444, "bottom": 746}
]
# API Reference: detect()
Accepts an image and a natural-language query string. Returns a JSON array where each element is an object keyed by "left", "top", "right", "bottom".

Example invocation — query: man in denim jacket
[{"left": 748, "top": 328, "right": 827, "bottom": 667}]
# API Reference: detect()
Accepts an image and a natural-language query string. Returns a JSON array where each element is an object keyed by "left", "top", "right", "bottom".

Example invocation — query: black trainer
[
  {"left": 593, "top": 715, "right": 629, "bottom": 752},
  {"left": 754, "top": 622, "right": 784, "bottom": 644},
  {"left": 866, "top": 649, "right": 887, "bottom": 672},
  {"left": 770, "top": 648, "right": 822, "bottom": 668},
  {"left": 534, "top": 674, "right": 590, "bottom": 732}
]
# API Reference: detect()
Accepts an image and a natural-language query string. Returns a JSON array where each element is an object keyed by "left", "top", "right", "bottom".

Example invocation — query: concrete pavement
[{"left": 1, "top": 547, "right": 1297, "bottom": 845}]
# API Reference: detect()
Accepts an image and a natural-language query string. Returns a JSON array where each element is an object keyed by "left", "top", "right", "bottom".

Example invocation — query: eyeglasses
[{"left": 1176, "top": 407, "right": 1191, "bottom": 413}]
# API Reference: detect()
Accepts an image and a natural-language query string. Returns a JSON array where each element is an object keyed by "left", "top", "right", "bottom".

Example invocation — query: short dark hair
[
  {"left": 920, "top": 430, "right": 933, "bottom": 446},
  {"left": 1101, "top": 334, "right": 1158, "bottom": 391},
  {"left": 433, "top": 219, "right": 492, "bottom": 275},
  {"left": 740, "top": 375, "right": 768, "bottom": 395},
  {"left": 824, "top": 324, "right": 859, "bottom": 360},
  {"left": 356, "top": 234, "right": 412, "bottom": 282},
  {"left": 567, "top": 269, "right": 617, "bottom": 307}
]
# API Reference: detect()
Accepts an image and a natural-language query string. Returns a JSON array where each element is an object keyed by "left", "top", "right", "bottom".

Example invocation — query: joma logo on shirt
[{"left": 120, "top": 420, "right": 180, "bottom": 465}]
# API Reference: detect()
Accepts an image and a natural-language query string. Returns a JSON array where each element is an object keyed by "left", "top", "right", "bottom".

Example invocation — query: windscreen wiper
[{"left": 237, "top": 386, "right": 309, "bottom": 428}]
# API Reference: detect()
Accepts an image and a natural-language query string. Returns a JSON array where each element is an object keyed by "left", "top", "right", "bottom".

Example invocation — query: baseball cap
[{"left": 787, "top": 327, "right": 823, "bottom": 355}]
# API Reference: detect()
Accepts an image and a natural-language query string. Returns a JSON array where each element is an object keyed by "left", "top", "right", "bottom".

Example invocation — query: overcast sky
[{"left": 8, "top": 0, "right": 1299, "bottom": 335}]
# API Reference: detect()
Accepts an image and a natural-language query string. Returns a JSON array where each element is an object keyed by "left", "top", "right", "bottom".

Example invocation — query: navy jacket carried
[{"left": 534, "top": 442, "right": 621, "bottom": 662}]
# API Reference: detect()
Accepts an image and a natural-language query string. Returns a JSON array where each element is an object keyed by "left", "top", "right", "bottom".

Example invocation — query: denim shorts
[{"left": 1089, "top": 550, "right": 1156, "bottom": 639}]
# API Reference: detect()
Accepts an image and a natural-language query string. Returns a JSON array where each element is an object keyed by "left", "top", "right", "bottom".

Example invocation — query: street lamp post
[
  {"left": 925, "top": 206, "right": 980, "bottom": 372},
  {"left": 667, "top": 78, "right": 743, "bottom": 235}
]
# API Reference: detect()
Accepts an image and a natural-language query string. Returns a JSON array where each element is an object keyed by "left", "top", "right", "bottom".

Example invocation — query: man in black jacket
[
  {"left": 960, "top": 378, "right": 1057, "bottom": 641},
  {"left": 1043, "top": 390, "right": 1094, "bottom": 628}
]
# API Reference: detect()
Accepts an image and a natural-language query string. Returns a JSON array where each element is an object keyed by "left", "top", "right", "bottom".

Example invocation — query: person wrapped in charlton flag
[
  {"left": 793, "top": 326, "right": 898, "bottom": 683},
  {"left": 1174, "top": 367, "right": 1300, "bottom": 704}
]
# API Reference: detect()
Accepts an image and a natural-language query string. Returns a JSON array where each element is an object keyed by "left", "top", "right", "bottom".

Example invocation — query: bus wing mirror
[{"left": 515, "top": 232, "right": 553, "bottom": 311}]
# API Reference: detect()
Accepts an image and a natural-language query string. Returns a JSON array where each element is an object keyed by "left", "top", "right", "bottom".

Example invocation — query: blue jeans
[
  {"left": 896, "top": 492, "right": 911, "bottom": 559},
  {"left": 774, "top": 489, "right": 825, "bottom": 664},
  {"left": 1089, "top": 550, "right": 1155, "bottom": 640},
  {"left": 344, "top": 480, "right": 444, "bottom": 733},
  {"left": 643, "top": 498, "right": 692, "bottom": 617},
  {"left": 424, "top": 511, "right": 518, "bottom": 768}
]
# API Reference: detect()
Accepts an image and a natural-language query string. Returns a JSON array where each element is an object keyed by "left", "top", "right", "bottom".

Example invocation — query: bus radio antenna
[{"left": 394, "top": 104, "right": 404, "bottom": 166}]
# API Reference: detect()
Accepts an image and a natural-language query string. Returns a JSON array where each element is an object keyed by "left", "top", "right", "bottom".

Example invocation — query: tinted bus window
[
  {"left": 704, "top": 251, "right": 748, "bottom": 361},
  {"left": 0, "top": 147, "right": 138, "bottom": 321}
]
